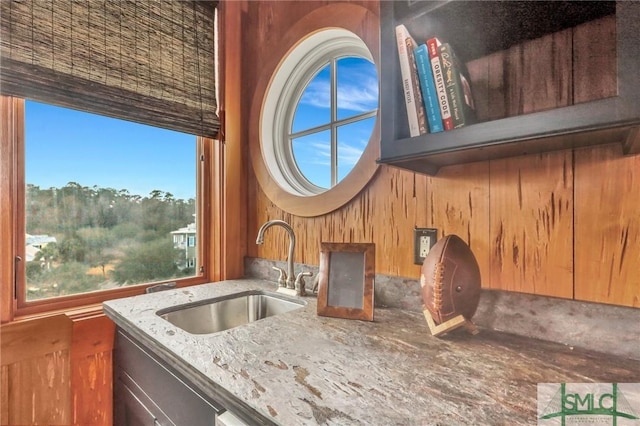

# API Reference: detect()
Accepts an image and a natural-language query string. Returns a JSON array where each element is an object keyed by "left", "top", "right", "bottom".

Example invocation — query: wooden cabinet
[
  {"left": 1, "top": 315, "right": 72, "bottom": 425},
  {"left": 379, "top": 1, "right": 640, "bottom": 175},
  {"left": 114, "top": 329, "right": 222, "bottom": 426},
  {"left": 113, "top": 329, "right": 255, "bottom": 426}
]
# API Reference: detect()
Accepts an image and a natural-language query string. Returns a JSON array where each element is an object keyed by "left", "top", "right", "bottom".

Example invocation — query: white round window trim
[{"left": 261, "top": 28, "right": 375, "bottom": 196}]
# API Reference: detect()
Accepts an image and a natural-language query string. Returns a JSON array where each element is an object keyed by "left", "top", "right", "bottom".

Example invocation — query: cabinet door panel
[
  {"left": 115, "top": 379, "right": 158, "bottom": 426},
  {"left": 114, "top": 330, "right": 219, "bottom": 426}
]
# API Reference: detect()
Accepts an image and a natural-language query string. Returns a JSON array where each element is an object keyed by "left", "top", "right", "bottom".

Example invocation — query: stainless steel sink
[{"left": 157, "top": 290, "right": 305, "bottom": 334}]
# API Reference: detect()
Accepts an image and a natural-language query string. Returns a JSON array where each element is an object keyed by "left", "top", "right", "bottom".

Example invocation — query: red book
[{"left": 426, "top": 37, "right": 453, "bottom": 130}]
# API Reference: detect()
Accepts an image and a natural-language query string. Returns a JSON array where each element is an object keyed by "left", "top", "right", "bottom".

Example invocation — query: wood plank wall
[
  {"left": 1, "top": 315, "right": 72, "bottom": 425},
  {"left": 0, "top": 314, "right": 113, "bottom": 425},
  {"left": 244, "top": 1, "right": 640, "bottom": 308},
  {"left": 70, "top": 315, "right": 114, "bottom": 426}
]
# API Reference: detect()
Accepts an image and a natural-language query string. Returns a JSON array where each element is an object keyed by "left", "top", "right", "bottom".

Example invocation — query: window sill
[
  {"left": 13, "top": 276, "right": 210, "bottom": 320},
  {"left": 13, "top": 302, "right": 106, "bottom": 324}
]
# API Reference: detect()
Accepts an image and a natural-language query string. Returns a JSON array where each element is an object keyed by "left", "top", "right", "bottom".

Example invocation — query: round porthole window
[
  {"left": 261, "top": 28, "right": 379, "bottom": 197},
  {"left": 249, "top": 4, "right": 380, "bottom": 217}
]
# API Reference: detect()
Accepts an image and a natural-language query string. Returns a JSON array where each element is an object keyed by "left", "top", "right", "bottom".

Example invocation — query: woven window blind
[{"left": 0, "top": 0, "right": 219, "bottom": 138}]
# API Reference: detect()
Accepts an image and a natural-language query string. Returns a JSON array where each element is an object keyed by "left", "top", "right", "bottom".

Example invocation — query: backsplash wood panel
[
  {"left": 244, "top": 1, "right": 640, "bottom": 308},
  {"left": 489, "top": 151, "right": 574, "bottom": 298},
  {"left": 424, "top": 161, "right": 491, "bottom": 289},
  {"left": 575, "top": 144, "right": 640, "bottom": 307},
  {"left": 71, "top": 315, "right": 114, "bottom": 426}
]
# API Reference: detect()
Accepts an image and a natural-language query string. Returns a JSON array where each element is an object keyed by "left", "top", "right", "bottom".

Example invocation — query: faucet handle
[
  {"left": 294, "top": 272, "right": 312, "bottom": 296},
  {"left": 311, "top": 274, "right": 321, "bottom": 294},
  {"left": 272, "top": 266, "right": 287, "bottom": 287}
]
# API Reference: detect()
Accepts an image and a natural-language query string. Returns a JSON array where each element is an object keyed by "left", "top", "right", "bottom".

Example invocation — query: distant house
[
  {"left": 171, "top": 222, "right": 196, "bottom": 269},
  {"left": 25, "top": 234, "right": 57, "bottom": 262}
]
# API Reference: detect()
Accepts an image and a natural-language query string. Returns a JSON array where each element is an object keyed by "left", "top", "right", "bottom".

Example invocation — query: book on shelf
[
  {"left": 406, "top": 37, "right": 428, "bottom": 135},
  {"left": 414, "top": 43, "right": 444, "bottom": 133},
  {"left": 438, "top": 42, "right": 476, "bottom": 129},
  {"left": 426, "top": 37, "right": 454, "bottom": 131},
  {"left": 395, "top": 24, "right": 427, "bottom": 137}
]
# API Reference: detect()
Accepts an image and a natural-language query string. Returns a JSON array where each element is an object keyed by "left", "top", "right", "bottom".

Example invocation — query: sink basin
[{"left": 157, "top": 290, "right": 305, "bottom": 334}]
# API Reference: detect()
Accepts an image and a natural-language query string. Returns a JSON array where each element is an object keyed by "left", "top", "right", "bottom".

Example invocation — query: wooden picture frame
[{"left": 317, "top": 242, "right": 375, "bottom": 321}]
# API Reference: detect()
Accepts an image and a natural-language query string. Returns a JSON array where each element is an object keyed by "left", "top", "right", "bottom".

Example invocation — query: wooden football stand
[{"left": 422, "top": 307, "right": 479, "bottom": 337}]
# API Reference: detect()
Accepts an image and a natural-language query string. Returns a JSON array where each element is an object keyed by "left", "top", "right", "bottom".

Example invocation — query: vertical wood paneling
[
  {"left": 464, "top": 15, "right": 614, "bottom": 123},
  {"left": 251, "top": 161, "right": 490, "bottom": 283},
  {"left": 506, "top": 29, "right": 572, "bottom": 116},
  {"left": 251, "top": 165, "right": 426, "bottom": 278},
  {"left": 5, "top": 351, "right": 70, "bottom": 425},
  {"left": 489, "top": 152, "right": 573, "bottom": 297},
  {"left": 1, "top": 367, "right": 8, "bottom": 424},
  {"left": 426, "top": 162, "right": 491, "bottom": 287},
  {"left": 242, "top": 1, "right": 334, "bottom": 95},
  {"left": 71, "top": 351, "right": 113, "bottom": 426},
  {"left": 467, "top": 51, "right": 507, "bottom": 123},
  {"left": 573, "top": 15, "right": 617, "bottom": 103},
  {"left": 363, "top": 166, "right": 423, "bottom": 276},
  {"left": 1, "top": 315, "right": 72, "bottom": 425},
  {"left": 574, "top": 145, "right": 640, "bottom": 307},
  {"left": 71, "top": 315, "right": 115, "bottom": 426},
  {"left": 0, "top": 314, "right": 115, "bottom": 426}
]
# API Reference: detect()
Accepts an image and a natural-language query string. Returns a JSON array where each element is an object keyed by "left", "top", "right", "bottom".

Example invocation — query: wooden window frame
[
  {"left": 1, "top": 0, "right": 245, "bottom": 323},
  {"left": 2, "top": 96, "right": 214, "bottom": 318}
]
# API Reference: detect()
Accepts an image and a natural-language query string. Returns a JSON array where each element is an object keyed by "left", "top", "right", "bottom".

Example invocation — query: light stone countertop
[{"left": 103, "top": 279, "right": 640, "bottom": 425}]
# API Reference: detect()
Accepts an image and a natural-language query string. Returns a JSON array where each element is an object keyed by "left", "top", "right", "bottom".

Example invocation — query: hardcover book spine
[
  {"left": 395, "top": 24, "right": 421, "bottom": 137},
  {"left": 406, "top": 37, "right": 428, "bottom": 134},
  {"left": 427, "top": 37, "right": 453, "bottom": 131},
  {"left": 438, "top": 42, "right": 476, "bottom": 129},
  {"left": 414, "top": 44, "right": 444, "bottom": 133}
]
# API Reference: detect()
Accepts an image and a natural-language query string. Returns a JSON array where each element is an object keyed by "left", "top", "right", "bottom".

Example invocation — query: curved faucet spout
[{"left": 256, "top": 220, "right": 296, "bottom": 289}]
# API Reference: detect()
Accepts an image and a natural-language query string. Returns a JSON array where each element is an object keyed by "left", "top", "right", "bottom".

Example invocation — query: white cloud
[
  {"left": 299, "top": 68, "right": 378, "bottom": 113},
  {"left": 307, "top": 141, "right": 331, "bottom": 166},
  {"left": 299, "top": 80, "right": 330, "bottom": 109},
  {"left": 338, "top": 140, "right": 365, "bottom": 167},
  {"left": 295, "top": 138, "right": 365, "bottom": 168}
]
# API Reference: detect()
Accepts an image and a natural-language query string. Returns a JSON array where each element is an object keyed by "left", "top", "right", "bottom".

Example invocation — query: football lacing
[{"left": 432, "top": 261, "right": 445, "bottom": 311}]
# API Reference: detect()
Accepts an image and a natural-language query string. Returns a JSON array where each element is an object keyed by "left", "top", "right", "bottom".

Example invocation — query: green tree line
[{"left": 26, "top": 182, "right": 196, "bottom": 300}]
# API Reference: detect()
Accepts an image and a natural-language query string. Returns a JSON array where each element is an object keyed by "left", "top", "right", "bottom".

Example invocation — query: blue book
[{"left": 414, "top": 43, "right": 444, "bottom": 133}]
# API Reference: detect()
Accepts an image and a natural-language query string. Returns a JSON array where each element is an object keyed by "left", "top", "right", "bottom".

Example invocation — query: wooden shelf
[{"left": 379, "top": 1, "right": 640, "bottom": 175}]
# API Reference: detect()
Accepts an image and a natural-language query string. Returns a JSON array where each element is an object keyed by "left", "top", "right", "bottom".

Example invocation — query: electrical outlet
[{"left": 414, "top": 228, "right": 437, "bottom": 265}]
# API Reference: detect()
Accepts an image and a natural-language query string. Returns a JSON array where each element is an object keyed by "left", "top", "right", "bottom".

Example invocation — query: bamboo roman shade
[{"left": 0, "top": 0, "right": 219, "bottom": 138}]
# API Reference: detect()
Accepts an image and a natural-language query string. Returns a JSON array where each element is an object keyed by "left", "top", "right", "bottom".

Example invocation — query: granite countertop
[{"left": 103, "top": 279, "right": 640, "bottom": 425}]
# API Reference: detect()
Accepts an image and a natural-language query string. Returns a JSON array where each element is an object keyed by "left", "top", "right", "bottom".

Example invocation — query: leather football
[{"left": 420, "top": 235, "right": 481, "bottom": 324}]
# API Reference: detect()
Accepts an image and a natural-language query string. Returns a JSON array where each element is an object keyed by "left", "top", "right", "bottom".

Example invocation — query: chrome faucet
[{"left": 256, "top": 220, "right": 297, "bottom": 290}]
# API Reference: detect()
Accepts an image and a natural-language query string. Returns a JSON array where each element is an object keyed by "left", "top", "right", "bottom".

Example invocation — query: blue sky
[
  {"left": 291, "top": 57, "right": 378, "bottom": 188},
  {"left": 25, "top": 101, "right": 196, "bottom": 201},
  {"left": 25, "top": 57, "right": 378, "bottom": 196}
]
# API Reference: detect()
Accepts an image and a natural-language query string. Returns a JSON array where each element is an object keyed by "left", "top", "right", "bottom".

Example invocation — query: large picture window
[
  {"left": 0, "top": 1, "right": 220, "bottom": 318},
  {"left": 20, "top": 100, "right": 204, "bottom": 304}
]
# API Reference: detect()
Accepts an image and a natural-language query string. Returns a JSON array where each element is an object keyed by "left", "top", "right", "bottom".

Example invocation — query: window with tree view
[{"left": 24, "top": 100, "right": 200, "bottom": 301}]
